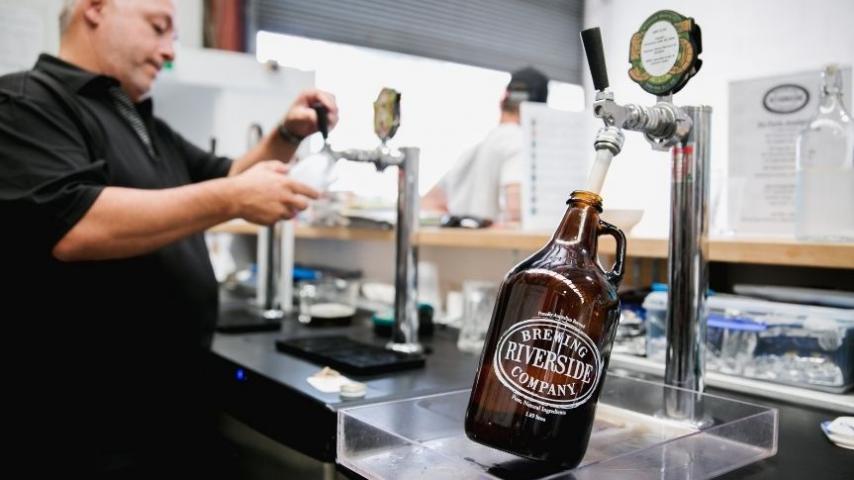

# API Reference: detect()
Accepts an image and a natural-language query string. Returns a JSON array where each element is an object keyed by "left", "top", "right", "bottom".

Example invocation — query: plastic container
[
  {"left": 644, "top": 292, "right": 854, "bottom": 393},
  {"left": 337, "top": 374, "right": 778, "bottom": 480},
  {"left": 297, "top": 278, "right": 359, "bottom": 324},
  {"left": 289, "top": 151, "right": 337, "bottom": 192}
]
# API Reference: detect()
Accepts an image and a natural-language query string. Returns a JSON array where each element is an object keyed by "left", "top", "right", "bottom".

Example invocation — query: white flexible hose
[{"left": 585, "top": 148, "right": 614, "bottom": 194}]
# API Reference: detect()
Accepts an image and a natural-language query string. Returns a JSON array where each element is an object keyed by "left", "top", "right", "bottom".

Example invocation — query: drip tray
[
  {"left": 337, "top": 374, "right": 778, "bottom": 479},
  {"left": 275, "top": 335, "right": 425, "bottom": 375}
]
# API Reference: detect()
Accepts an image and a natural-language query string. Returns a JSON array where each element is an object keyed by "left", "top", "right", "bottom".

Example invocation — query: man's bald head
[{"left": 57, "top": 0, "right": 176, "bottom": 101}]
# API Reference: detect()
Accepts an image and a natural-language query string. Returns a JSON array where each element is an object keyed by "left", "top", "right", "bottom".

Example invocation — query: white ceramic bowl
[{"left": 600, "top": 209, "right": 644, "bottom": 235}]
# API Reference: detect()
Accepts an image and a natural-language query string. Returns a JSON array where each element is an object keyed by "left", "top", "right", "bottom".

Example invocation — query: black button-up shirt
[{"left": 0, "top": 54, "right": 233, "bottom": 471}]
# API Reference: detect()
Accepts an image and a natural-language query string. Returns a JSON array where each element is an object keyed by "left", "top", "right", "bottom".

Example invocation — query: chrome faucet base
[
  {"left": 386, "top": 341, "right": 424, "bottom": 355},
  {"left": 261, "top": 308, "right": 285, "bottom": 320},
  {"left": 589, "top": 79, "right": 712, "bottom": 423}
]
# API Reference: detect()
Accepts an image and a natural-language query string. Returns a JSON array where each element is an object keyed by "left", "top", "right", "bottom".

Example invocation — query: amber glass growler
[{"left": 464, "top": 190, "right": 626, "bottom": 467}]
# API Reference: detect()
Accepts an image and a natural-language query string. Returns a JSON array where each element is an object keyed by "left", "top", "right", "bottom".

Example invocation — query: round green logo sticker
[{"left": 628, "top": 10, "right": 701, "bottom": 96}]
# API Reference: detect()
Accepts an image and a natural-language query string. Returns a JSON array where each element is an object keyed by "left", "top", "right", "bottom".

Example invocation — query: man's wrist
[
  {"left": 209, "top": 176, "right": 241, "bottom": 219},
  {"left": 277, "top": 123, "right": 306, "bottom": 146}
]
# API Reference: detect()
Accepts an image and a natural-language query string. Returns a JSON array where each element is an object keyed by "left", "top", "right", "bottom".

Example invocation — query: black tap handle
[
  {"left": 581, "top": 27, "right": 609, "bottom": 91},
  {"left": 312, "top": 102, "right": 329, "bottom": 140}
]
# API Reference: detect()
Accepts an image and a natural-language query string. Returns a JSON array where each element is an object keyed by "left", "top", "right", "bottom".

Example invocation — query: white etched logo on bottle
[{"left": 493, "top": 318, "right": 601, "bottom": 409}]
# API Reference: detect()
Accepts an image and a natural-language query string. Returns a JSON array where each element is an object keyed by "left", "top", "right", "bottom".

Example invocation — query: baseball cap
[{"left": 506, "top": 67, "right": 549, "bottom": 104}]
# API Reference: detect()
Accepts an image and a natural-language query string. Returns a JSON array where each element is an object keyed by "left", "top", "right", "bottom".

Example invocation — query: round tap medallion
[{"left": 628, "top": 10, "right": 702, "bottom": 96}]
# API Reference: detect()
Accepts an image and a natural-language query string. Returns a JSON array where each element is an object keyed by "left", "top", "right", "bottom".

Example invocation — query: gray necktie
[{"left": 109, "top": 86, "right": 154, "bottom": 157}]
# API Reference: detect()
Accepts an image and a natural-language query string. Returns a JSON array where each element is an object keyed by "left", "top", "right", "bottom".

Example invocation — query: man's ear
[
  {"left": 81, "top": 0, "right": 107, "bottom": 27},
  {"left": 499, "top": 90, "right": 511, "bottom": 110}
]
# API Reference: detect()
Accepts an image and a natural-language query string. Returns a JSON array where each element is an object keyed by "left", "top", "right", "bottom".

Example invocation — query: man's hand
[
  {"left": 229, "top": 89, "right": 339, "bottom": 177},
  {"left": 281, "top": 89, "right": 339, "bottom": 139},
  {"left": 231, "top": 160, "right": 320, "bottom": 224}
]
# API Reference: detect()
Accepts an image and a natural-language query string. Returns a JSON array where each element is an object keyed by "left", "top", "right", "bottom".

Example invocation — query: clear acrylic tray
[{"left": 337, "top": 374, "right": 778, "bottom": 479}]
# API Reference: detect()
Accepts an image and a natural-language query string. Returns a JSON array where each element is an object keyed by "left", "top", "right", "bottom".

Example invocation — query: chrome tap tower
[
  {"left": 251, "top": 123, "right": 289, "bottom": 320},
  {"left": 324, "top": 89, "right": 423, "bottom": 354},
  {"left": 581, "top": 11, "right": 710, "bottom": 420}
]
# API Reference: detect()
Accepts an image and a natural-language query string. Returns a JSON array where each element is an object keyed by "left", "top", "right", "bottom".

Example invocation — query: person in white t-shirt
[{"left": 422, "top": 67, "right": 549, "bottom": 224}]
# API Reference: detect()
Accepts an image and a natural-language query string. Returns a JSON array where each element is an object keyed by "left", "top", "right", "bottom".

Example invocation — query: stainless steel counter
[
  {"left": 210, "top": 312, "right": 852, "bottom": 478},
  {"left": 210, "top": 312, "right": 478, "bottom": 461}
]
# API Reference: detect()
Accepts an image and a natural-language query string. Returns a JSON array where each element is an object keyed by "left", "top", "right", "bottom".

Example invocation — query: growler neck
[
  {"left": 819, "top": 66, "right": 850, "bottom": 117},
  {"left": 819, "top": 90, "right": 849, "bottom": 116},
  {"left": 551, "top": 190, "right": 602, "bottom": 257}
]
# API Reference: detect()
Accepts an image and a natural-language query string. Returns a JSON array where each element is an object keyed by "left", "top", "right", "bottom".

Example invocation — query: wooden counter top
[{"left": 208, "top": 221, "right": 854, "bottom": 269}]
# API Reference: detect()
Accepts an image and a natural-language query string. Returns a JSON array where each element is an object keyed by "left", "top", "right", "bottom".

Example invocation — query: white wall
[
  {"left": 175, "top": 0, "right": 203, "bottom": 49},
  {"left": 152, "top": 47, "right": 315, "bottom": 156},
  {"left": 9, "top": 1, "right": 853, "bottom": 238},
  {"left": 256, "top": 32, "right": 587, "bottom": 200},
  {"left": 256, "top": 32, "right": 514, "bottom": 199},
  {"left": 0, "top": 0, "right": 205, "bottom": 74},
  {"left": 582, "top": 0, "right": 854, "bottom": 237},
  {"left": 0, "top": 0, "right": 61, "bottom": 74}
]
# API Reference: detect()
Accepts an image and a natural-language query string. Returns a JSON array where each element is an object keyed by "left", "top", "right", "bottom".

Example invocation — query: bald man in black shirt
[{"left": 0, "top": 0, "right": 338, "bottom": 476}]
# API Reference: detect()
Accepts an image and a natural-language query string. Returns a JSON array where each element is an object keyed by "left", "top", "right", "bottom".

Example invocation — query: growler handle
[{"left": 597, "top": 220, "right": 626, "bottom": 285}]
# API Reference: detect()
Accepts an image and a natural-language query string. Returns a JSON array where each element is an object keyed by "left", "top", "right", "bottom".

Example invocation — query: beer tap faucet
[
  {"left": 581, "top": 11, "right": 710, "bottom": 422},
  {"left": 581, "top": 27, "right": 695, "bottom": 192},
  {"left": 321, "top": 89, "right": 423, "bottom": 355}
]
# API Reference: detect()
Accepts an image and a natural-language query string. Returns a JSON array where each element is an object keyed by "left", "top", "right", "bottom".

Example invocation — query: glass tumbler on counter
[
  {"left": 456, "top": 280, "right": 499, "bottom": 353},
  {"left": 297, "top": 278, "right": 359, "bottom": 324}
]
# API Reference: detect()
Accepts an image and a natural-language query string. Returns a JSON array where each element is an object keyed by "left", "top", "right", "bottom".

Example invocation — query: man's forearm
[
  {"left": 52, "top": 178, "right": 237, "bottom": 261},
  {"left": 229, "top": 130, "right": 297, "bottom": 176},
  {"left": 421, "top": 185, "right": 449, "bottom": 213}
]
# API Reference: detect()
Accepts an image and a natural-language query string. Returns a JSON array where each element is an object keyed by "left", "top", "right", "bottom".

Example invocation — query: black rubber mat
[{"left": 275, "top": 335, "right": 425, "bottom": 375}]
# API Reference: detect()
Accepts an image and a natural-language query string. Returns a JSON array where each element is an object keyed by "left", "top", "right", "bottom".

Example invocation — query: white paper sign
[
  {"left": 520, "top": 103, "right": 590, "bottom": 231},
  {"left": 728, "top": 67, "right": 852, "bottom": 236}
]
